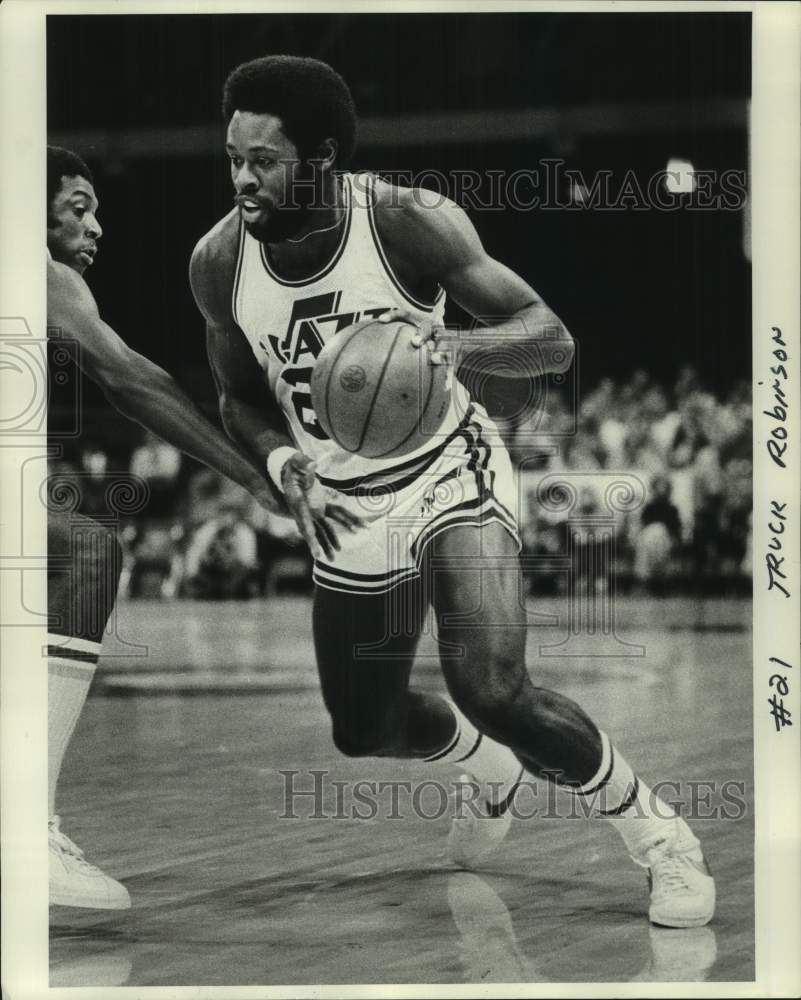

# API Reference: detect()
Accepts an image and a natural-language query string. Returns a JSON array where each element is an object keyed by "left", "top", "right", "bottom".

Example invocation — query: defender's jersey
[{"left": 233, "top": 172, "right": 469, "bottom": 491}]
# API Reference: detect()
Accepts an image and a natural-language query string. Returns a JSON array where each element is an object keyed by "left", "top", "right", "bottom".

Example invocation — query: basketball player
[
  {"left": 46, "top": 145, "right": 360, "bottom": 908},
  {"left": 190, "top": 57, "right": 715, "bottom": 927}
]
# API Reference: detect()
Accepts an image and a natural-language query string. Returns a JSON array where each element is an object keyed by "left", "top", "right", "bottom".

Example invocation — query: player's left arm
[{"left": 382, "top": 192, "right": 574, "bottom": 378}]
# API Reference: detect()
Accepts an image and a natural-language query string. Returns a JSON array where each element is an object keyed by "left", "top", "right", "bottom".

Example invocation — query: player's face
[
  {"left": 226, "top": 110, "right": 315, "bottom": 242},
  {"left": 47, "top": 175, "right": 102, "bottom": 276}
]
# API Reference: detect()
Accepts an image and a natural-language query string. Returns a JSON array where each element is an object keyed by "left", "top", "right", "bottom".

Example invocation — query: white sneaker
[
  {"left": 49, "top": 816, "right": 131, "bottom": 910},
  {"left": 447, "top": 773, "right": 520, "bottom": 869},
  {"left": 636, "top": 819, "right": 715, "bottom": 928}
]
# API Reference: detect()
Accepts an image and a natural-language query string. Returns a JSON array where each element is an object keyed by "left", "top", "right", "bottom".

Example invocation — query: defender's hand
[
  {"left": 280, "top": 452, "right": 363, "bottom": 561},
  {"left": 378, "top": 308, "right": 451, "bottom": 366}
]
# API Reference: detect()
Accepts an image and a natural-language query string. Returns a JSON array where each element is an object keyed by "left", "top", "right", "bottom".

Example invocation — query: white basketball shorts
[{"left": 313, "top": 403, "right": 521, "bottom": 595}]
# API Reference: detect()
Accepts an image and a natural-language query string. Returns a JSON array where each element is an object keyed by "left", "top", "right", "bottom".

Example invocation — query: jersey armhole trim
[{"left": 366, "top": 175, "right": 443, "bottom": 314}]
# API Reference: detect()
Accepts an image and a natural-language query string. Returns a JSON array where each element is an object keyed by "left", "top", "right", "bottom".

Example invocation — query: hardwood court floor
[{"left": 50, "top": 595, "right": 754, "bottom": 987}]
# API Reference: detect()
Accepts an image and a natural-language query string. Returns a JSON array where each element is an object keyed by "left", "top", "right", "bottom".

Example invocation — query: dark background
[{"left": 47, "top": 12, "right": 751, "bottom": 454}]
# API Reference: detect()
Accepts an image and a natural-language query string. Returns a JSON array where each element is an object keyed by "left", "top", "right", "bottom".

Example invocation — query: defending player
[
  {"left": 46, "top": 145, "right": 360, "bottom": 909},
  {"left": 190, "top": 57, "right": 715, "bottom": 928}
]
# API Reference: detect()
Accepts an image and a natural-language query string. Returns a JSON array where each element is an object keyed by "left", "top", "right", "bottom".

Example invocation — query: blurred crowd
[
  {"left": 510, "top": 365, "right": 752, "bottom": 596},
  {"left": 48, "top": 366, "right": 752, "bottom": 600}
]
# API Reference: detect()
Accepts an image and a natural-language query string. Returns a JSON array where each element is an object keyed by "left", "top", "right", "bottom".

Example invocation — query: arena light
[{"left": 664, "top": 157, "right": 696, "bottom": 194}]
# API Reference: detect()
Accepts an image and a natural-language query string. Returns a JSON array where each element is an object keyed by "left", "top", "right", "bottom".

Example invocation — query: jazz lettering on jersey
[{"left": 258, "top": 292, "right": 391, "bottom": 439}]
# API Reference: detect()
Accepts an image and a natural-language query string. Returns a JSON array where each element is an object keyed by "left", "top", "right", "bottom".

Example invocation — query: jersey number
[
  {"left": 281, "top": 366, "right": 323, "bottom": 440},
  {"left": 275, "top": 293, "right": 390, "bottom": 440}
]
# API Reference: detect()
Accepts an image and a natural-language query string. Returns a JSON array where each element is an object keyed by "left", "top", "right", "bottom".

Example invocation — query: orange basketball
[{"left": 310, "top": 318, "right": 451, "bottom": 460}]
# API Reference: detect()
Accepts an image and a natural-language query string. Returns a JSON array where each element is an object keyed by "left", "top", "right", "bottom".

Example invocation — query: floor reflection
[
  {"left": 50, "top": 943, "right": 133, "bottom": 988},
  {"left": 446, "top": 871, "right": 718, "bottom": 984},
  {"left": 51, "top": 867, "right": 719, "bottom": 987}
]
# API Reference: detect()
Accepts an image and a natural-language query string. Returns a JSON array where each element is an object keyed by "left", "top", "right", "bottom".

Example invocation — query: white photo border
[{"left": 1, "top": 2, "right": 798, "bottom": 997}]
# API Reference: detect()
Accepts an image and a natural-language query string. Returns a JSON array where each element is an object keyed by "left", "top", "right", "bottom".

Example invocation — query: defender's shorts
[{"left": 313, "top": 404, "right": 521, "bottom": 595}]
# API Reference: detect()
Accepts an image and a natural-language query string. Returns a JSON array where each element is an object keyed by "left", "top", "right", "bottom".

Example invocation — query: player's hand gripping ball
[{"left": 310, "top": 313, "right": 452, "bottom": 460}]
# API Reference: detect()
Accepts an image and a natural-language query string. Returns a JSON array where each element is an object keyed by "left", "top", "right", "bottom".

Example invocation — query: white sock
[
  {"left": 48, "top": 633, "right": 100, "bottom": 816},
  {"left": 424, "top": 700, "right": 524, "bottom": 812},
  {"left": 564, "top": 730, "right": 693, "bottom": 860}
]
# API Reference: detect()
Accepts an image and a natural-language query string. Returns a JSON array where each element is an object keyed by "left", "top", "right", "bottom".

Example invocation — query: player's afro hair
[
  {"left": 47, "top": 145, "right": 94, "bottom": 209},
  {"left": 222, "top": 55, "right": 357, "bottom": 166}
]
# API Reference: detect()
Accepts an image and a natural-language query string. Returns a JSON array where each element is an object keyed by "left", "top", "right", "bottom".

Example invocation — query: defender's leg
[{"left": 48, "top": 509, "right": 130, "bottom": 910}]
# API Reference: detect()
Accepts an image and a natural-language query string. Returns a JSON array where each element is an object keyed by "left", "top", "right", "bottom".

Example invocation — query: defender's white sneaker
[
  {"left": 447, "top": 774, "right": 516, "bottom": 869},
  {"left": 636, "top": 819, "right": 715, "bottom": 928},
  {"left": 49, "top": 816, "right": 131, "bottom": 910}
]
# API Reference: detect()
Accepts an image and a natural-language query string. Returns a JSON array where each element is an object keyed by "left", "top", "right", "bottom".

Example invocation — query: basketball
[{"left": 310, "top": 318, "right": 452, "bottom": 460}]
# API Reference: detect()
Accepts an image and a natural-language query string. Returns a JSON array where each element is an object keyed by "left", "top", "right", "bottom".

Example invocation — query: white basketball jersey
[{"left": 232, "top": 172, "right": 469, "bottom": 489}]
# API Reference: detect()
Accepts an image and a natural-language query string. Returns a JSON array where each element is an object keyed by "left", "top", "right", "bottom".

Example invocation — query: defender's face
[
  {"left": 47, "top": 175, "right": 102, "bottom": 275},
  {"left": 226, "top": 110, "right": 310, "bottom": 242}
]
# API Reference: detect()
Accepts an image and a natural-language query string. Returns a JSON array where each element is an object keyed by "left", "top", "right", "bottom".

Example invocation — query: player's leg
[
  {"left": 312, "top": 578, "right": 452, "bottom": 758},
  {"left": 313, "top": 578, "right": 522, "bottom": 804},
  {"left": 425, "top": 522, "right": 601, "bottom": 779},
  {"left": 427, "top": 521, "right": 714, "bottom": 927},
  {"left": 310, "top": 449, "right": 553, "bottom": 858},
  {"left": 313, "top": 573, "right": 526, "bottom": 873},
  {"left": 48, "top": 508, "right": 130, "bottom": 909}
]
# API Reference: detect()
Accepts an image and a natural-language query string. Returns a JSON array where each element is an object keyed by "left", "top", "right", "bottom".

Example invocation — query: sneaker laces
[{"left": 647, "top": 845, "right": 695, "bottom": 892}]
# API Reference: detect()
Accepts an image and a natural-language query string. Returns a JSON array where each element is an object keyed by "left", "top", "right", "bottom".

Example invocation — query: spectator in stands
[
  {"left": 622, "top": 422, "right": 665, "bottom": 481},
  {"left": 182, "top": 505, "right": 260, "bottom": 599},
  {"left": 637, "top": 386, "right": 675, "bottom": 460},
  {"left": 78, "top": 445, "right": 110, "bottom": 518},
  {"left": 125, "top": 522, "right": 181, "bottom": 598},
  {"left": 717, "top": 455, "right": 752, "bottom": 588},
  {"left": 666, "top": 390, "right": 716, "bottom": 541},
  {"left": 633, "top": 474, "right": 682, "bottom": 592},
  {"left": 129, "top": 430, "right": 182, "bottom": 518}
]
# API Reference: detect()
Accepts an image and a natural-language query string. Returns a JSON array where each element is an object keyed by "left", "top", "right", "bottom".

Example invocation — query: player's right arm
[
  {"left": 46, "top": 256, "right": 279, "bottom": 514},
  {"left": 189, "top": 219, "right": 362, "bottom": 559},
  {"left": 188, "top": 218, "right": 295, "bottom": 473}
]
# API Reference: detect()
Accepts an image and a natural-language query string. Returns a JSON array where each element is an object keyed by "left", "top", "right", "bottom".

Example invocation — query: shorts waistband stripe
[
  {"left": 313, "top": 562, "right": 417, "bottom": 583},
  {"left": 318, "top": 406, "right": 477, "bottom": 496},
  {"left": 313, "top": 567, "right": 420, "bottom": 595}
]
